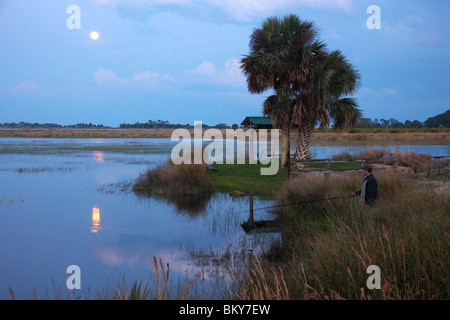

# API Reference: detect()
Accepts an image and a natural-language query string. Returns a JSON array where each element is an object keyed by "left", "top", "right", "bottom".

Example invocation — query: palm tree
[
  {"left": 240, "top": 15, "right": 320, "bottom": 168},
  {"left": 241, "top": 14, "right": 362, "bottom": 166},
  {"left": 261, "top": 89, "right": 295, "bottom": 168},
  {"left": 293, "top": 49, "right": 361, "bottom": 160}
]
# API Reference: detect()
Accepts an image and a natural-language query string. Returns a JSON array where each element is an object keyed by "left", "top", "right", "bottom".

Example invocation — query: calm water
[{"left": 0, "top": 138, "right": 448, "bottom": 299}]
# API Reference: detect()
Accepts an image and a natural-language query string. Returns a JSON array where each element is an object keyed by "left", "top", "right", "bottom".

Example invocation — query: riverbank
[
  {"left": 132, "top": 145, "right": 449, "bottom": 299},
  {"left": 239, "top": 171, "right": 449, "bottom": 300},
  {"left": 128, "top": 158, "right": 449, "bottom": 300},
  {"left": 1, "top": 128, "right": 449, "bottom": 145}
]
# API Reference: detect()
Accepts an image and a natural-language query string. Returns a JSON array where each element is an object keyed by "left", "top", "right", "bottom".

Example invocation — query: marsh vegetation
[
  {"left": 132, "top": 148, "right": 449, "bottom": 300},
  {"left": 1, "top": 136, "right": 447, "bottom": 300}
]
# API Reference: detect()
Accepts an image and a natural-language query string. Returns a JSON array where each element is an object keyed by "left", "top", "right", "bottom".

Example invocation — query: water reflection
[
  {"left": 241, "top": 195, "right": 279, "bottom": 234},
  {"left": 135, "top": 190, "right": 213, "bottom": 216},
  {"left": 8, "top": 138, "right": 446, "bottom": 298},
  {"left": 93, "top": 151, "right": 105, "bottom": 163},
  {"left": 165, "top": 193, "right": 213, "bottom": 216},
  {"left": 91, "top": 205, "right": 101, "bottom": 233}
]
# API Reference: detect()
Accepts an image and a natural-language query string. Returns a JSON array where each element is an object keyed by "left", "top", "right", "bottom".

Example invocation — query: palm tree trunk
[
  {"left": 295, "top": 122, "right": 313, "bottom": 161},
  {"left": 280, "top": 126, "right": 290, "bottom": 168}
]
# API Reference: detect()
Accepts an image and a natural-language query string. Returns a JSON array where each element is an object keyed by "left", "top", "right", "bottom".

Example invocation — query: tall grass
[
  {"left": 332, "top": 148, "right": 432, "bottom": 169},
  {"left": 115, "top": 257, "right": 199, "bottom": 300},
  {"left": 14, "top": 256, "right": 201, "bottom": 300},
  {"left": 238, "top": 172, "right": 449, "bottom": 299},
  {"left": 133, "top": 157, "right": 213, "bottom": 214},
  {"left": 133, "top": 159, "right": 211, "bottom": 196}
]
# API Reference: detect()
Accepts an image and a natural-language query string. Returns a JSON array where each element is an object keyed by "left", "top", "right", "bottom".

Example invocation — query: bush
[
  {"left": 133, "top": 160, "right": 213, "bottom": 214},
  {"left": 134, "top": 159, "right": 211, "bottom": 196}
]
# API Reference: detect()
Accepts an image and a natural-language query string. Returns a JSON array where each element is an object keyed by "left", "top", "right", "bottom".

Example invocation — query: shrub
[{"left": 133, "top": 159, "right": 213, "bottom": 214}]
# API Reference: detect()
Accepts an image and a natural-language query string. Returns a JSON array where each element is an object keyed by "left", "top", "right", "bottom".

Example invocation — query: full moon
[{"left": 90, "top": 31, "right": 100, "bottom": 40}]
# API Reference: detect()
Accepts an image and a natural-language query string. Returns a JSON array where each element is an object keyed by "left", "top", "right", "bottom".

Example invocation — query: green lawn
[
  {"left": 304, "top": 161, "right": 361, "bottom": 170},
  {"left": 207, "top": 161, "right": 289, "bottom": 199},
  {"left": 207, "top": 160, "right": 362, "bottom": 199}
]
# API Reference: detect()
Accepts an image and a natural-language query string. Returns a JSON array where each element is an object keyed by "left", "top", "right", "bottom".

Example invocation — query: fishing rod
[{"left": 233, "top": 195, "right": 352, "bottom": 214}]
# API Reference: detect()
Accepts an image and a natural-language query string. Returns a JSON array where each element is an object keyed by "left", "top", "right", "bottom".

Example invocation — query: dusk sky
[{"left": 0, "top": 0, "right": 449, "bottom": 127}]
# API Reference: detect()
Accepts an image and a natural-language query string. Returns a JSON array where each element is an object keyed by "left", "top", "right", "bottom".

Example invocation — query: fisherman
[{"left": 351, "top": 164, "right": 378, "bottom": 207}]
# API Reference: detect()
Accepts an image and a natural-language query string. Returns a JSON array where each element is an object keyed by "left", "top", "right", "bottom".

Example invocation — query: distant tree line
[
  {"left": 422, "top": 109, "right": 449, "bottom": 128},
  {"left": 0, "top": 120, "right": 229, "bottom": 129},
  {"left": 119, "top": 120, "right": 229, "bottom": 129},
  {"left": 356, "top": 109, "right": 449, "bottom": 129},
  {"left": 0, "top": 122, "right": 107, "bottom": 129},
  {"left": 356, "top": 118, "right": 423, "bottom": 128},
  {"left": 1, "top": 110, "right": 447, "bottom": 129}
]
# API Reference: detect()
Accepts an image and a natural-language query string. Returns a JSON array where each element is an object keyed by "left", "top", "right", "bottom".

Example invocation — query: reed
[
  {"left": 237, "top": 172, "right": 449, "bottom": 300},
  {"left": 133, "top": 159, "right": 212, "bottom": 197},
  {"left": 2, "top": 128, "right": 449, "bottom": 144},
  {"left": 332, "top": 148, "right": 432, "bottom": 169},
  {"left": 238, "top": 255, "right": 290, "bottom": 300},
  {"left": 121, "top": 257, "right": 200, "bottom": 300}
]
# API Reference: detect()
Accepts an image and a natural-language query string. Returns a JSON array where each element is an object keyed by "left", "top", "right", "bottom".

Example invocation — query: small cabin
[{"left": 241, "top": 116, "right": 273, "bottom": 129}]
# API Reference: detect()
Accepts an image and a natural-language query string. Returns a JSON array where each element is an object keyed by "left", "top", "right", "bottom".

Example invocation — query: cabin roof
[{"left": 241, "top": 116, "right": 272, "bottom": 126}]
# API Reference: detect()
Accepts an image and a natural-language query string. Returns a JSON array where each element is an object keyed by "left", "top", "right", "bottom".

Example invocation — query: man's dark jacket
[{"left": 355, "top": 174, "right": 378, "bottom": 206}]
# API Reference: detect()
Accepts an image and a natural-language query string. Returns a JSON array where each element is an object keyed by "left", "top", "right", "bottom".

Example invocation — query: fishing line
[{"left": 232, "top": 195, "right": 352, "bottom": 214}]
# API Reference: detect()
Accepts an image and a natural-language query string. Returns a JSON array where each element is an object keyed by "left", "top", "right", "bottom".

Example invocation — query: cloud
[
  {"left": 412, "top": 28, "right": 446, "bottom": 46},
  {"left": 131, "top": 70, "right": 176, "bottom": 82},
  {"left": 361, "top": 87, "right": 398, "bottom": 96},
  {"left": 383, "top": 88, "right": 397, "bottom": 95},
  {"left": 90, "top": 0, "right": 353, "bottom": 22},
  {"left": 221, "top": 58, "right": 246, "bottom": 86},
  {"left": 195, "top": 61, "right": 217, "bottom": 76},
  {"left": 13, "top": 81, "right": 40, "bottom": 93},
  {"left": 94, "top": 68, "right": 175, "bottom": 86},
  {"left": 94, "top": 68, "right": 120, "bottom": 84},
  {"left": 382, "top": 12, "right": 447, "bottom": 47},
  {"left": 210, "top": 0, "right": 353, "bottom": 21},
  {"left": 0, "top": 81, "right": 40, "bottom": 94},
  {"left": 188, "top": 58, "right": 245, "bottom": 87}
]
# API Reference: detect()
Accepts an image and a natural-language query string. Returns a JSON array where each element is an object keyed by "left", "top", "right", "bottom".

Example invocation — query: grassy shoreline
[
  {"left": 5, "top": 131, "right": 448, "bottom": 299},
  {"left": 131, "top": 148, "right": 448, "bottom": 300},
  {"left": 0, "top": 128, "right": 449, "bottom": 145},
  {"left": 240, "top": 171, "right": 449, "bottom": 300}
]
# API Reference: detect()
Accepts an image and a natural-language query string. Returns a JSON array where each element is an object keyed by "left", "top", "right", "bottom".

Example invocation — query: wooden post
[
  {"left": 249, "top": 128, "right": 255, "bottom": 164},
  {"left": 324, "top": 159, "right": 330, "bottom": 181},
  {"left": 249, "top": 194, "right": 254, "bottom": 225},
  {"left": 427, "top": 159, "right": 432, "bottom": 177},
  {"left": 287, "top": 158, "right": 291, "bottom": 179}
]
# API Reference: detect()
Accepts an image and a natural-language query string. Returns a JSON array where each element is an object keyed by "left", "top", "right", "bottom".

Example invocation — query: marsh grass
[
  {"left": 13, "top": 257, "right": 202, "bottom": 300},
  {"left": 118, "top": 257, "right": 199, "bottom": 300},
  {"left": 238, "top": 172, "right": 449, "bottom": 300},
  {"left": 310, "top": 129, "right": 449, "bottom": 145},
  {"left": 332, "top": 148, "right": 432, "bottom": 169},
  {"left": 132, "top": 152, "right": 214, "bottom": 215},
  {"left": 134, "top": 154, "right": 211, "bottom": 194},
  {"left": 134, "top": 157, "right": 212, "bottom": 202}
]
